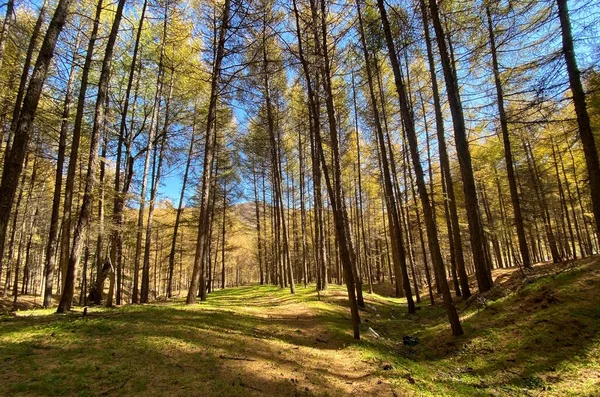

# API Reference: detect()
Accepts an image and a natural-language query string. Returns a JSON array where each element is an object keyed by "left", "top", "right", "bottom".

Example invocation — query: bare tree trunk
[
  {"left": 404, "top": 156, "right": 422, "bottom": 304},
  {"left": 253, "top": 168, "right": 264, "bottom": 285},
  {"left": 0, "top": 0, "right": 68, "bottom": 278},
  {"left": 57, "top": 0, "right": 126, "bottom": 313},
  {"left": 559, "top": 138, "right": 585, "bottom": 257},
  {"left": 378, "top": 0, "right": 462, "bottom": 334},
  {"left": 0, "top": 0, "right": 15, "bottom": 71},
  {"left": 292, "top": 0, "right": 360, "bottom": 338},
  {"left": 557, "top": 0, "right": 600, "bottom": 246},
  {"left": 428, "top": 0, "right": 492, "bottom": 293},
  {"left": 168, "top": 108, "right": 195, "bottom": 296},
  {"left": 12, "top": 155, "right": 38, "bottom": 303},
  {"left": 141, "top": 1, "right": 172, "bottom": 303},
  {"left": 111, "top": 0, "right": 147, "bottom": 305},
  {"left": 262, "top": 31, "right": 294, "bottom": 294},
  {"left": 523, "top": 139, "right": 561, "bottom": 263},
  {"left": 485, "top": 5, "right": 531, "bottom": 268},
  {"left": 221, "top": 180, "right": 227, "bottom": 289},
  {"left": 3, "top": 156, "right": 28, "bottom": 296},
  {"left": 357, "top": 6, "right": 411, "bottom": 307},
  {"left": 550, "top": 139, "right": 576, "bottom": 258},
  {"left": 187, "top": 0, "right": 230, "bottom": 304},
  {"left": 4, "top": 0, "right": 47, "bottom": 171},
  {"left": 419, "top": 0, "right": 470, "bottom": 297},
  {"left": 97, "top": 117, "right": 108, "bottom": 305},
  {"left": 350, "top": 70, "right": 370, "bottom": 294},
  {"left": 42, "top": 31, "right": 81, "bottom": 307},
  {"left": 441, "top": 168, "right": 460, "bottom": 296},
  {"left": 79, "top": 241, "right": 89, "bottom": 306},
  {"left": 298, "top": 129, "right": 308, "bottom": 288},
  {"left": 62, "top": 0, "right": 104, "bottom": 299}
]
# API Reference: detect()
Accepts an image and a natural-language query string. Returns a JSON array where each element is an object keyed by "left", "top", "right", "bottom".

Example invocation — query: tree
[
  {"left": 0, "top": 0, "right": 74, "bottom": 288},
  {"left": 57, "top": 0, "right": 127, "bottom": 313},
  {"left": 556, "top": 0, "right": 600, "bottom": 246},
  {"left": 427, "top": 0, "right": 493, "bottom": 292},
  {"left": 485, "top": 3, "right": 531, "bottom": 268},
  {"left": 375, "top": 0, "right": 462, "bottom": 335},
  {"left": 187, "top": 0, "right": 231, "bottom": 304}
]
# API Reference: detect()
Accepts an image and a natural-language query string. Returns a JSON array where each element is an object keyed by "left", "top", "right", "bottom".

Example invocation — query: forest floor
[{"left": 1, "top": 257, "right": 600, "bottom": 396}]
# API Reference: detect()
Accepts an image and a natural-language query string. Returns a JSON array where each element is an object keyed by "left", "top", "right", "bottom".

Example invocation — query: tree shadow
[
  {"left": 358, "top": 257, "right": 600, "bottom": 393},
  {"left": 0, "top": 289, "right": 397, "bottom": 396},
  {"left": 1, "top": 258, "right": 598, "bottom": 395}
]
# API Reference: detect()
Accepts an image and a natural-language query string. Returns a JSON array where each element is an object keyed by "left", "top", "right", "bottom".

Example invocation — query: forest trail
[{"left": 2, "top": 257, "right": 600, "bottom": 396}]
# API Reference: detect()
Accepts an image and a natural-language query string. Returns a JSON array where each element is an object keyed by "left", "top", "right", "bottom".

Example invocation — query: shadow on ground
[{"left": 1, "top": 257, "right": 599, "bottom": 396}]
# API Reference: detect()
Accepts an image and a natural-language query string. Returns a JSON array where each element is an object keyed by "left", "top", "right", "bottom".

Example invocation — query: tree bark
[
  {"left": 419, "top": 0, "right": 470, "bottom": 297},
  {"left": 427, "top": 0, "right": 492, "bottom": 292},
  {"left": 377, "top": 0, "right": 461, "bottom": 334},
  {"left": 60, "top": 0, "right": 104, "bottom": 298},
  {"left": 522, "top": 139, "right": 561, "bottom": 263},
  {"left": 42, "top": 30, "right": 81, "bottom": 307},
  {"left": 57, "top": 0, "right": 127, "bottom": 313},
  {"left": 485, "top": 5, "right": 531, "bottom": 268},
  {"left": 187, "top": 0, "right": 230, "bottom": 304},
  {"left": 167, "top": 108, "right": 195, "bottom": 297},
  {"left": 293, "top": 0, "right": 360, "bottom": 338},
  {"left": 556, "top": 0, "right": 600, "bottom": 247},
  {"left": 110, "top": 0, "right": 148, "bottom": 305},
  {"left": 0, "top": 0, "right": 68, "bottom": 278}
]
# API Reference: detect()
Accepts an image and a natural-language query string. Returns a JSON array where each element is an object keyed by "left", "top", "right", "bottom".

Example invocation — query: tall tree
[
  {"left": 61, "top": 0, "right": 104, "bottom": 297},
  {"left": 0, "top": 0, "right": 74, "bottom": 284},
  {"left": 485, "top": 4, "right": 531, "bottom": 268},
  {"left": 428, "top": 0, "right": 493, "bottom": 292},
  {"left": 376, "top": 0, "right": 462, "bottom": 334},
  {"left": 42, "top": 31, "right": 82, "bottom": 307},
  {"left": 356, "top": 0, "right": 415, "bottom": 313},
  {"left": 57, "top": 0, "right": 127, "bottom": 312},
  {"left": 187, "top": 0, "right": 231, "bottom": 304},
  {"left": 292, "top": 0, "right": 360, "bottom": 338},
  {"left": 556, "top": 0, "right": 600, "bottom": 246}
]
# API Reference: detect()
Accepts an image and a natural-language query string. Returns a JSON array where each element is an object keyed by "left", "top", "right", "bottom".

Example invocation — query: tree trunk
[
  {"left": 57, "top": 0, "right": 126, "bottom": 313},
  {"left": 221, "top": 180, "right": 227, "bottom": 289},
  {"left": 419, "top": 0, "right": 470, "bottom": 297},
  {"left": 167, "top": 107, "right": 195, "bottom": 297},
  {"left": 186, "top": 0, "right": 230, "bottom": 304},
  {"left": 523, "top": 139, "right": 561, "bottom": 263},
  {"left": 111, "top": 0, "right": 147, "bottom": 305},
  {"left": 556, "top": 0, "right": 600, "bottom": 247},
  {"left": 253, "top": 168, "right": 264, "bottom": 285},
  {"left": 378, "top": 0, "right": 461, "bottom": 334},
  {"left": 428, "top": 0, "right": 492, "bottom": 293},
  {"left": 0, "top": 0, "right": 70, "bottom": 280},
  {"left": 61, "top": 0, "right": 104, "bottom": 299},
  {"left": 356, "top": 5, "right": 412, "bottom": 308},
  {"left": 262, "top": 43, "right": 294, "bottom": 294},
  {"left": 0, "top": 0, "right": 15, "bottom": 71},
  {"left": 485, "top": 5, "right": 531, "bottom": 268},
  {"left": 42, "top": 31, "right": 81, "bottom": 307},
  {"left": 4, "top": 0, "right": 47, "bottom": 171},
  {"left": 293, "top": 0, "right": 360, "bottom": 338}
]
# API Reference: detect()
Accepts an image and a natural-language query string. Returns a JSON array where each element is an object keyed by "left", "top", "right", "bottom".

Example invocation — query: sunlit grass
[{"left": 1, "top": 258, "right": 599, "bottom": 395}]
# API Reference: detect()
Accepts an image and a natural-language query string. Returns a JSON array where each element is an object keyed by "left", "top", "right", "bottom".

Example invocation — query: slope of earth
[{"left": 1, "top": 257, "right": 599, "bottom": 396}]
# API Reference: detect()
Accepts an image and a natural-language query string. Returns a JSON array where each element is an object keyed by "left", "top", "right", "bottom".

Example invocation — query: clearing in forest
[{"left": 1, "top": 257, "right": 600, "bottom": 396}]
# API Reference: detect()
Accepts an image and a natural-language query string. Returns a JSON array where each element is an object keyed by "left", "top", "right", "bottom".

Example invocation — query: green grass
[{"left": 1, "top": 257, "right": 600, "bottom": 396}]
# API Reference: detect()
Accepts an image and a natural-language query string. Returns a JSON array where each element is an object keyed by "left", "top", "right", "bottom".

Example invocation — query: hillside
[{"left": 1, "top": 257, "right": 599, "bottom": 396}]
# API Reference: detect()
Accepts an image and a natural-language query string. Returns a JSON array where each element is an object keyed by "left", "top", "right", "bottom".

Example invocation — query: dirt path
[
  {"left": 0, "top": 287, "right": 405, "bottom": 396},
  {"left": 180, "top": 290, "right": 402, "bottom": 396},
  {"left": 4, "top": 259, "right": 599, "bottom": 396}
]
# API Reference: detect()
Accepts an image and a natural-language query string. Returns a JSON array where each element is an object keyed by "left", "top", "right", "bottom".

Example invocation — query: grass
[{"left": 1, "top": 257, "right": 600, "bottom": 396}]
